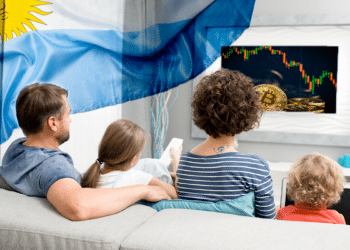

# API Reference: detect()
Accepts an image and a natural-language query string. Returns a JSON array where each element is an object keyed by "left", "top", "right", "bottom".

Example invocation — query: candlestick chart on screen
[{"left": 222, "top": 46, "right": 338, "bottom": 113}]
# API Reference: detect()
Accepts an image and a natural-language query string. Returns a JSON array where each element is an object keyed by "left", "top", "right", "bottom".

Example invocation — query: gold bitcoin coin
[
  {"left": 254, "top": 84, "right": 287, "bottom": 111},
  {"left": 284, "top": 98, "right": 325, "bottom": 113}
]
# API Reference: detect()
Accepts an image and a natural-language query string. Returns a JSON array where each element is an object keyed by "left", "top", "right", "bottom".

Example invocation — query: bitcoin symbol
[
  {"left": 254, "top": 84, "right": 287, "bottom": 111},
  {"left": 261, "top": 90, "right": 276, "bottom": 105}
]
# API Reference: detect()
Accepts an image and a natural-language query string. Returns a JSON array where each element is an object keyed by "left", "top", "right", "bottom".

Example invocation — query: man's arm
[
  {"left": 47, "top": 178, "right": 170, "bottom": 221},
  {"left": 148, "top": 176, "right": 178, "bottom": 199}
]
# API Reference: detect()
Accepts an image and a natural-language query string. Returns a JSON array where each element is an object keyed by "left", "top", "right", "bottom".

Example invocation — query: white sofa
[{"left": 1, "top": 176, "right": 350, "bottom": 250}]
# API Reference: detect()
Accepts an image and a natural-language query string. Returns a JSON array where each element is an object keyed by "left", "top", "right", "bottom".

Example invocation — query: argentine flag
[{"left": 1, "top": 0, "right": 256, "bottom": 144}]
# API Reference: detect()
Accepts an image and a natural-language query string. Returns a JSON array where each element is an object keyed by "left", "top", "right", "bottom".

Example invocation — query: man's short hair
[
  {"left": 191, "top": 68, "right": 262, "bottom": 138},
  {"left": 16, "top": 83, "right": 68, "bottom": 135}
]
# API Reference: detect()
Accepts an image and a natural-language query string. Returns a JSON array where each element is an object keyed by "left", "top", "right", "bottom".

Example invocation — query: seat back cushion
[
  {"left": 0, "top": 189, "right": 158, "bottom": 250},
  {"left": 121, "top": 208, "right": 350, "bottom": 250}
]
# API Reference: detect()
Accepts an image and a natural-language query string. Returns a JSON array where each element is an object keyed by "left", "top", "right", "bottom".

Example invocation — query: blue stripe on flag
[{"left": 1, "top": 0, "right": 256, "bottom": 143}]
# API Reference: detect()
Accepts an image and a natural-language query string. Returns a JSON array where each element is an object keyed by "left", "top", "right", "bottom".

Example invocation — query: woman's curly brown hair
[
  {"left": 287, "top": 153, "right": 345, "bottom": 207},
  {"left": 191, "top": 68, "right": 262, "bottom": 138}
]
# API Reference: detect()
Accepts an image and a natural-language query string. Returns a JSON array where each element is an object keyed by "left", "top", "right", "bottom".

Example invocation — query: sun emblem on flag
[{"left": 0, "top": 0, "right": 52, "bottom": 42}]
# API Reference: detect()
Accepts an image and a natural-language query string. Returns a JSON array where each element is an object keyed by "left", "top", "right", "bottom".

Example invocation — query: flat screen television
[{"left": 222, "top": 46, "right": 338, "bottom": 113}]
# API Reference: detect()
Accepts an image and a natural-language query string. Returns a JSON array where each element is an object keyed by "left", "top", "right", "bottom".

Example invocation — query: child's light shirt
[{"left": 98, "top": 168, "right": 153, "bottom": 188}]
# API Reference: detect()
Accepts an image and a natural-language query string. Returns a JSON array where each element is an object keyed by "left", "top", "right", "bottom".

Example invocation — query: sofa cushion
[
  {"left": 121, "top": 208, "right": 350, "bottom": 250},
  {"left": 0, "top": 189, "right": 158, "bottom": 250},
  {"left": 143, "top": 191, "right": 254, "bottom": 217}
]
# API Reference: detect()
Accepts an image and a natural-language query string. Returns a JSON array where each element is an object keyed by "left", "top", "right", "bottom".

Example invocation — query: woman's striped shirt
[{"left": 176, "top": 151, "right": 276, "bottom": 219}]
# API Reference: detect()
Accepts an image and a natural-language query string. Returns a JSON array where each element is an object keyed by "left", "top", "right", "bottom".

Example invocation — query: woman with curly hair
[
  {"left": 176, "top": 68, "right": 276, "bottom": 219},
  {"left": 277, "top": 153, "right": 345, "bottom": 224}
]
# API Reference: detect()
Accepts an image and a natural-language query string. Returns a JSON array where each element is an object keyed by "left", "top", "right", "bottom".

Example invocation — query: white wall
[
  {"left": 251, "top": 0, "right": 350, "bottom": 26},
  {"left": 122, "top": 96, "right": 154, "bottom": 159},
  {"left": 163, "top": 0, "right": 350, "bottom": 164}
]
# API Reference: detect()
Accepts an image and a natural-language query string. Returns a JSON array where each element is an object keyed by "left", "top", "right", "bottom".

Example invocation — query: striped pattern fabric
[{"left": 176, "top": 151, "right": 276, "bottom": 219}]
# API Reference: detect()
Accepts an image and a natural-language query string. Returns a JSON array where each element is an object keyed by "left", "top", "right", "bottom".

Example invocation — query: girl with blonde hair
[
  {"left": 277, "top": 153, "right": 346, "bottom": 224},
  {"left": 81, "top": 119, "right": 178, "bottom": 199}
]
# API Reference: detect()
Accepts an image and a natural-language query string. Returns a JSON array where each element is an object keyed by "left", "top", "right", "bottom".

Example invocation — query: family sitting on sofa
[{"left": 0, "top": 69, "right": 346, "bottom": 225}]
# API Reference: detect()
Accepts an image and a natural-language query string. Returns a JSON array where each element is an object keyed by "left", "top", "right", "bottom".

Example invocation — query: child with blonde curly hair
[{"left": 277, "top": 153, "right": 346, "bottom": 224}]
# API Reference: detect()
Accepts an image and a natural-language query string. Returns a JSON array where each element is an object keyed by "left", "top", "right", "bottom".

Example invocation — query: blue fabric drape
[{"left": 1, "top": 0, "right": 256, "bottom": 143}]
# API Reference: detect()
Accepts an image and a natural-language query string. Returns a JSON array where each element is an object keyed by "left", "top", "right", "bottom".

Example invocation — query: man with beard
[{"left": 0, "top": 83, "right": 170, "bottom": 221}]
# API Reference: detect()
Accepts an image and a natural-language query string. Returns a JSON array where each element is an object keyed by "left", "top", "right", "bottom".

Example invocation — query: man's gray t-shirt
[{"left": 0, "top": 138, "right": 81, "bottom": 197}]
